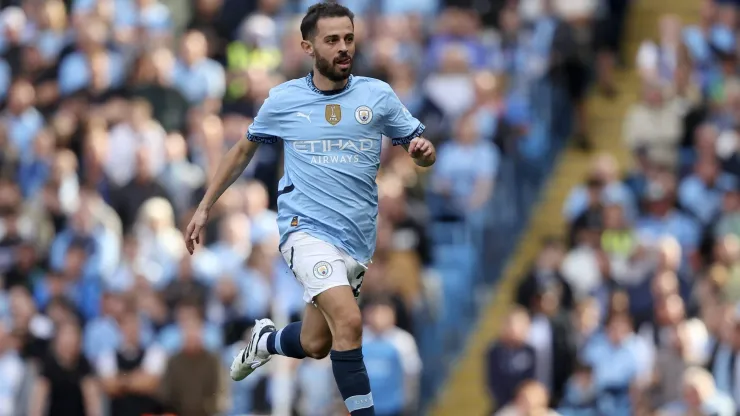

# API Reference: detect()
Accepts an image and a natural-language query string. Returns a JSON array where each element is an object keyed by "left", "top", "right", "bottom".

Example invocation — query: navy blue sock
[
  {"left": 331, "top": 348, "right": 375, "bottom": 415},
  {"left": 266, "top": 322, "right": 307, "bottom": 358}
]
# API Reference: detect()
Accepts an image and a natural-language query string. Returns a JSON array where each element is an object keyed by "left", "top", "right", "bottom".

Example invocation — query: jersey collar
[{"left": 306, "top": 72, "right": 353, "bottom": 96}]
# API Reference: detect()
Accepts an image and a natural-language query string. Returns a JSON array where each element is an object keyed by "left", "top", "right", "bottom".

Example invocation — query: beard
[{"left": 315, "top": 51, "right": 353, "bottom": 82}]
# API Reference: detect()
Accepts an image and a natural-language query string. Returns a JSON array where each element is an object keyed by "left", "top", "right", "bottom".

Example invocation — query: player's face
[{"left": 311, "top": 16, "right": 355, "bottom": 81}]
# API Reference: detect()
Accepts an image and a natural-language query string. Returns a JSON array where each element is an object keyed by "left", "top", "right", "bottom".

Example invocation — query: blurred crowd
[
  {"left": 485, "top": 0, "right": 740, "bottom": 415},
  {"left": 0, "top": 0, "right": 578, "bottom": 416},
  {"left": 0, "top": 0, "right": 595, "bottom": 413}
]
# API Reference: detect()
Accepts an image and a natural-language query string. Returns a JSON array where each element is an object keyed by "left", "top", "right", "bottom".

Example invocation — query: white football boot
[{"left": 230, "top": 318, "right": 276, "bottom": 381}]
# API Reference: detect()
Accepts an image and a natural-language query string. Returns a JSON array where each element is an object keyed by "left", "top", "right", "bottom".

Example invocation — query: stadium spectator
[
  {"left": 623, "top": 80, "right": 684, "bottom": 168},
  {"left": 160, "top": 317, "right": 229, "bottom": 416},
  {"left": 0, "top": 322, "right": 24, "bottom": 416},
  {"left": 171, "top": 29, "right": 225, "bottom": 107},
  {"left": 96, "top": 311, "right": 166, "bottom": 416},
  {"left": 657, "top": 366, "right": 735, "bottom": 416},
  {"left": 579, "top": 313, "right": 648, "bottom": 415},
  {"left": 516, "top": 237, "right": 574, "bottom": 312},
  {"left": 556, "top": 362, "right": 597, "bottom": 415},
  {"left": 527, "top": 282, "right": 575, "bottom": 405},
  {"left": 29, "top": 322, "right": 101, "bottom": 416},
  {"left": 362, "top": 297, "right": 422, "bottom": 416},
  {"left": 494, "top": 380, "right": 560, "bottom": 416},
  {"left": 431, "top": 113, "right": 499, "bottom": 222},
  {"left": 486, "top": 307, "right": 536, "bottom": 411}
]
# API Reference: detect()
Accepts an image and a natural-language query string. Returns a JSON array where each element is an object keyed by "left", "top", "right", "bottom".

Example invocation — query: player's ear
[{"left": 300, "top": 40, "right": 314, "bottom": 57}]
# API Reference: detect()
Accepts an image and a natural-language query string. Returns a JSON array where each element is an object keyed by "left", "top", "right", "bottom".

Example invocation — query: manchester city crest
[
  {"left": 313, "top": 261, "right": 333, "bottom": 279},
  {"left": 354, "top": 105, "right": 373, "bottom": 125}
]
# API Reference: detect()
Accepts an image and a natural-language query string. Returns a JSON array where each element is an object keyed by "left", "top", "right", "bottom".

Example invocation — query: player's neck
[{"left": 311, "top": 70, "right": 349, "bottom": 92}]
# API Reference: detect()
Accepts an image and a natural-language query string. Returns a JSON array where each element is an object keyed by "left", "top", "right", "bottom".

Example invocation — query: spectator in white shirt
[
  {"left": 105, "top": 99, "right": 167, "bottom": 187},
  {"left": 0, "top": 322, "right": 24, "bottom": 416}
]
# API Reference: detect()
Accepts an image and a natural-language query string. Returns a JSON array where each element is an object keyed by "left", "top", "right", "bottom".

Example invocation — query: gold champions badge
[{"left": 325, "top": 104, "right": 341, "bottom": 125}]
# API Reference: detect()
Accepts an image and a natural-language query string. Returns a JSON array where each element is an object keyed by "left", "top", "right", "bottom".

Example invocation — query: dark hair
[{"left": 300, "top": 2, "right": 354, "bottom": 40}]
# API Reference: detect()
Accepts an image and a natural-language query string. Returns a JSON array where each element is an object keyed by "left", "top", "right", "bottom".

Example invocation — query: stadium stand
[{"left": 437, "top": 0, "right": 740, "bottom": 416}]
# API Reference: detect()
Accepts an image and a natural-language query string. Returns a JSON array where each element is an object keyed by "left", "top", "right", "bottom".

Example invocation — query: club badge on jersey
[{"left": 354, "top": 106, "right": 373, "bottom": 125}]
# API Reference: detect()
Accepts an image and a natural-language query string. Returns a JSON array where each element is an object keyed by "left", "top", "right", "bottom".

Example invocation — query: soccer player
[{"left": 183, "top": 3, "right": 436, "bottom": 415}]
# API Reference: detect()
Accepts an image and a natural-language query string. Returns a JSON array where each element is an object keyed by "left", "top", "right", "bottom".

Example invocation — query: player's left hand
[{"left": 408, "top": 137, "right": 436, "bottom": 167}]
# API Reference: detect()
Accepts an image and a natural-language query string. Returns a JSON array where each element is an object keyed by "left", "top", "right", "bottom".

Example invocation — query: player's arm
[
  {"left": 184, "top": 91, "right": 282, "bottom": 254},
  {"left": 200, "top": 137, "right": 260, "bottom": 213},
  {"left": 381, "top": 83, "right": 435, "bottom": 167},
  {"left": 184, "top": 136, "right": 260, "bottom": 254}
]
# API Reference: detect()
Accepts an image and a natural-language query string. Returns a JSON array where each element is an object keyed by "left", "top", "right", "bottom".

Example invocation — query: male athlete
[{"left": 183, "top": 3, "right": 435, "bottom": 415}]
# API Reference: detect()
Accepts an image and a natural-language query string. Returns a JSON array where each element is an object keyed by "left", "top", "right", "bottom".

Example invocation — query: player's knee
[
  {"left": 302, "top": 337, "right": 332, "bottom": 359},
  {"left": 332, "top": 310, "right": 363, "bottom": 350}
]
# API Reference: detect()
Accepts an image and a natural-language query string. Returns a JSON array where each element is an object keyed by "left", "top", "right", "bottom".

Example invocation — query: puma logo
[{"left": 296, "top": 111, "right": 312, "bottom": 123}]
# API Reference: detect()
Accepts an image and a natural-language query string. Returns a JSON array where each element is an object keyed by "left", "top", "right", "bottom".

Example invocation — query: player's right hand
[{"left": 184, "top": 207, "right": 209, "bottom": 255}]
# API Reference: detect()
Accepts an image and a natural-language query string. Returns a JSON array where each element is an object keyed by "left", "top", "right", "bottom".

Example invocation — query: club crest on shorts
[
  {"left": 354, "top": 106, "right": 373, "bottom": 125},
  {"left": 325, "top": 104, "right": 341, "bottom": 125},
  {"left": 313, "top": 261, "right": 333, "bottom": 279}
]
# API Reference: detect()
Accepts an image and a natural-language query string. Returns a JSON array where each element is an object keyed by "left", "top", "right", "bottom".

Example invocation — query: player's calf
[
  {"left": 301, "top": 334, "right": 332, "bottom": 359},
  {"left": 298, "top": 302, "right": 333, "bottom": 359},
  {"left": 330, "top": 306, "right": 363, "bottom": 350},
  {"left": 316, "top": 286, "right": 375, "bottom": 416}
]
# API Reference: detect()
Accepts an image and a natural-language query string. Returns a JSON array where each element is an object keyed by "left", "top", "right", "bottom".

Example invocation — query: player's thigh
[{"left": 299, "top": 303, "right": 332, "bottom": 358}]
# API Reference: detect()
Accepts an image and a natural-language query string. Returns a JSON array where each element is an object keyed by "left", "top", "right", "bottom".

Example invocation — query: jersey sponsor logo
[
  {"left": 325, "top": 104, "right": 342, "bottom": 125},
  {"left": 313, "top": 261, "right": 333, "bottom": 279},
  {"left": 354, "top": 106, "right": 373, "bottom": 125},
  {"left": 293, "top": 139, "right": 375, "bottom": 164}
]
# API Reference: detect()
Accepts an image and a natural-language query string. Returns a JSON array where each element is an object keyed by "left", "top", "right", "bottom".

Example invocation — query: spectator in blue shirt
[
  {"left": 431, "top": 113, "right": 500, "bottom": 221},
  {"left": 82, "top": 292, "right": 126, "bottom": 361},
  {"left": 678, "top": 156, "right": 738, "bottom": 226},
  {"left": 157, "top": 300, "right": 222, "bottom": 354},
  {"left": 363, "top": 297, "right": 422, "bottom": 416},
  {"left": 17, "top": 129, "right": 54, "bottom": 199},
  {"left": 83, "top": 292, "right": 154, "bottom": 361},
  {"left": 636, "top": 180, "right": 702, "bottom": 269},
  {"left": 2, "top": 79, "right": 44, "bottom": 162},
  {"left": 206, "top": 213, "right": 252, "bottom": 283},
  {"left": 49, "top": 195, "right": 121, "bottom": 282},
  {"left": 425, "top": 9, "right": 488, "bottom": 72},
  {"left": 581, "top": 313, "right": 649, "bottom": 416},
  {"left": 0, "top": 59, "right": 10, "bottom": 101},
  {"left": 564, "top": 154, "right": 637, "bottom": 223},
  {"left": 171, "top": 30, "right": 226, "bottom": 106},
  {"left": 34, "top": 241, "right": 102, "bottom": 321},
  {"left": 57, "top": 18, "right": 125, "bottom": 96},
  {"left": 557, "top": 362, "right": 598, "bottom": 416},
  {"left": 33, "top": 0, "right": 71, "bottom": 62},
  {"left": 115, "top": 0, "right": 173, "bottom": 43}
]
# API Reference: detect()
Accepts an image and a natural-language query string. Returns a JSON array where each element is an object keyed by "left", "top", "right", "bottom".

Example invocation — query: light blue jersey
[{"left": 247, "top": 73, "right": 424, "bottom": 263}]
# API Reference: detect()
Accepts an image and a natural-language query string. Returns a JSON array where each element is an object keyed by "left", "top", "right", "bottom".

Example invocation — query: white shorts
[{"left": 280, "top": 232, "right": 368, "bottom": 304}]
